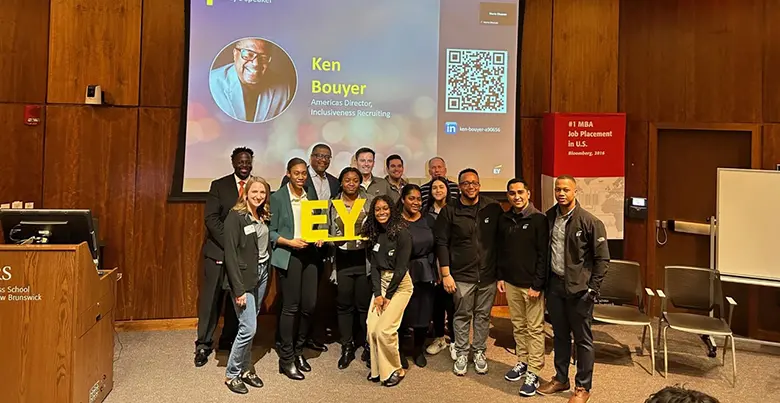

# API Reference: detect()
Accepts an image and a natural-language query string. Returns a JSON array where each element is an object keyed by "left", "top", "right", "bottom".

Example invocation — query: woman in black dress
[{"left": 398, "top": 184, "right": 437, "bottom": 367}]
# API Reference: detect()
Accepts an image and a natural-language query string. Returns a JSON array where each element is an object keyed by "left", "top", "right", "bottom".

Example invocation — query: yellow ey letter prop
[{"left": 301, "top": 198, "right": 367, "bottom": 242}]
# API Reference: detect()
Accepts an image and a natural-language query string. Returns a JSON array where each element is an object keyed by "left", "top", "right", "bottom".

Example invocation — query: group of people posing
[{"left": 193, "top": 143, "right": 610, "bottom": 403}]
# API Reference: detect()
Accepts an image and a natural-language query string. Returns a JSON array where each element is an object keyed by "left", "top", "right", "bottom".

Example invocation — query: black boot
[
  {"left": 363, "top": 343, "right": 371, "bottom": 368},
  {"left": 338, "top": 344, "right": 356, "bottom": 369},
  {"left": 399, "top": 348, "right": 409, "bottom": 370},
  {"left": 278, "top": 360, "right": 305, "bottom": 380},
  {"left": 295, "top": 355, "right": 312, "bottom": 372}
]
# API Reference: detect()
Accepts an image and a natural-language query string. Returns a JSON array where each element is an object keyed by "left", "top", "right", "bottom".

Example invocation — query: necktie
[{"left": 239, "top": 181, "right": 246, "bottom": 198}]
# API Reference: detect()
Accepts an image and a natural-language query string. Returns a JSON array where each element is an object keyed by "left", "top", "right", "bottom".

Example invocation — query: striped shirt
[{"left": 420, "top": 177, "right": 460, "bottom": 205}]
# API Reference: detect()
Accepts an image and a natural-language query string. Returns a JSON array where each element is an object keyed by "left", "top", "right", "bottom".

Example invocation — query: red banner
[
  {"left": 543, "top": 113, "right": 626, "bottom": 177},
  {"left": 542, "top": 112, "right": 626, "bottom": 239}
]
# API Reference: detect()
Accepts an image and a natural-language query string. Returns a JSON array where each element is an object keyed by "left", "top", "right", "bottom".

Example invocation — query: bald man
[
  {"left": 209, "top": 38, "right": 293, "bottom": 122},
  {"left": 420, "top": 157, "right": 460, "bottom": 205}
]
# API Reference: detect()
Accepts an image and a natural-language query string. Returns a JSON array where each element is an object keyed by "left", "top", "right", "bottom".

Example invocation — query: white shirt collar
[
  {"left": 288, "top": 183, "right": 308, "bottom": 202},
  {"left": 308, "top": 165, "right": 326, "bottom": 180}
]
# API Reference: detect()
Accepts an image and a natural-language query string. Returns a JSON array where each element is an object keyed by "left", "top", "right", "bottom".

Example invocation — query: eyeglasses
[
  {"left": 312, "top": 153, "right": 332, "bottom": 160},
  {"left": 459, "top": 181, "right": 480, "bottom": 188},
  {"left": 237, "top": 48, "right": 271, "bottom": 63}
]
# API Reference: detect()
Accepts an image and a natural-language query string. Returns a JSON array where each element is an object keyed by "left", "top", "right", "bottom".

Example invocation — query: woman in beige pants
[{"left": 362, "top": 195, "right": 413, "bottom": 387}]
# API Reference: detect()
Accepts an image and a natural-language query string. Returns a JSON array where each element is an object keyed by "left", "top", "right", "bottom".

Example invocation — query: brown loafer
[
  {"left": 568, "top": 386, "right": 590, "bottom": 403},
  {"left": 537, "top": 377, "right": 570, "bottom": 395}
]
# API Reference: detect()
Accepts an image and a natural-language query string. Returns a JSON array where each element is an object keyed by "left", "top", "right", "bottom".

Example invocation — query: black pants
[
  {"left": 432, "top": 282, "right": 455, "bottom": 340},
  {"left": 195, "top": 257, "right": 238, "bottom": 351},
  {"left": 336, "top": 270, "right": 371, "bottom": 347},
  {"left": 547, "top": 275, "right": 595, "bottom": 391},
  {"left": 277, "top": 248, "right": 319, "bottom": 362}
]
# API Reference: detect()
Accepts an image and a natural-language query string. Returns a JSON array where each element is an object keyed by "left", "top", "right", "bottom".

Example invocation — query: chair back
[
  {"left": 598, "top": 259, "right": 643, "bottom": 307},
  {"left": 663, "top": 265, "right": 725, "bottom": 317}
]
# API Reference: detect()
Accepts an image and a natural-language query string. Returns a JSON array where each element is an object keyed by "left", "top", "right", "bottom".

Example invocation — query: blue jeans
[{"left": 226, "top": 262, "right": 269, "bottom": 379}]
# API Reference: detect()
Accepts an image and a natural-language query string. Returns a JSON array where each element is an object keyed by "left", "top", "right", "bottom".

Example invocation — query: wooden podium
[{"left": 0, "top": 243, "right": 118, "bottom": 403}]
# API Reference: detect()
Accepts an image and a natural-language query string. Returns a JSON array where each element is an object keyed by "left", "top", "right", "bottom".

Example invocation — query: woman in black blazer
[{"left": 223, "top": 176, "right": 272, "bottom": 394}]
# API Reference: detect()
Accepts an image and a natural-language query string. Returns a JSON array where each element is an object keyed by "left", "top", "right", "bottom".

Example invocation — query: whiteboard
[{"left": 716, "top": 168, "right": 780, "bottom": 284}]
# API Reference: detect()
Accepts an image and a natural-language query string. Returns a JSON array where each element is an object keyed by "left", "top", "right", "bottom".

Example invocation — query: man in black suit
[
  {"left": 279, "top": 143, "right": 339, "bottom": 352},
  {"left": 195, "top": 147, "right": 254, "bottom": 367}
]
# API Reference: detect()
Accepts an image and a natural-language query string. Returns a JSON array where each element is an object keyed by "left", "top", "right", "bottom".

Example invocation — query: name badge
[
  {"left": 244, "top": 225, "right": 256, "bottom": 235},
  {"left": 373, "top": 244, "right": 380, "bottom": 252}
]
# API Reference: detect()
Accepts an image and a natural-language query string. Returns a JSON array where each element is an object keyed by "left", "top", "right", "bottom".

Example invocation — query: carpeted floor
[{"left": 105, "top": 318, "right": 778, "bottom": 403}]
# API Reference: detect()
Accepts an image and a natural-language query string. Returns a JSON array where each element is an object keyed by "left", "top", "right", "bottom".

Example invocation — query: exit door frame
[{"left": 646, "top": 122, "right": 762, "bottom": 330}]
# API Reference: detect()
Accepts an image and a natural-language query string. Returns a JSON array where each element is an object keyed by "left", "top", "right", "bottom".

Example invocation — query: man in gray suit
[{"left": 209, "top": 38, "right": 293, "bottom": 123}]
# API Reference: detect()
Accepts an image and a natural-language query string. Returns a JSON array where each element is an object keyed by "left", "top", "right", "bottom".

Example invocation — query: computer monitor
[{"left": 0, "top": 209, "right": 100, "bottom": 261}]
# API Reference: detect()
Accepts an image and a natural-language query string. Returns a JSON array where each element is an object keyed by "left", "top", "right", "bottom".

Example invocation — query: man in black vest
[{"left": 194, "top": 147, "right": 254, "bottom": 367}]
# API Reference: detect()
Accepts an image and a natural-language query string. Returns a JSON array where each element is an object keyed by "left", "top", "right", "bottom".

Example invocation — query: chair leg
[
  {"left": 656, "top": 317, "right": 663, "bottom": 352},
  {"left": 641, "top": 326, "right": 647, "bottom": 355},
  {"left": 647, "top": 324, "right": 655, "bottom": 377},
  {"left": 730, "top": 335, "right": 737, "bottom": 388},
  {"left": 722, "top": 335, "right": 729, "bottom": 366},
  {"left": 663, "top": 325, "right": 669, "bottom": 378}
]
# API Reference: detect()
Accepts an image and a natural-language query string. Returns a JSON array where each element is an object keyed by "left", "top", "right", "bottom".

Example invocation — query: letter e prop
[{"left": 301, "top": 200, "right": 329, "bottom": 242}]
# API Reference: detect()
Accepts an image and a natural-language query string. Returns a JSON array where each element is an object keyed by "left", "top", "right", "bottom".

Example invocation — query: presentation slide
[{"left": 183, "top": 0, "right": 522, "bottom": 192}]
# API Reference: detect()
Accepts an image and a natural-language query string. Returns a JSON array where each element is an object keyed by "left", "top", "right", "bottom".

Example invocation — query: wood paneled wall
[{"left": 1, "top": 0, "right": 779, "bottom": 322}]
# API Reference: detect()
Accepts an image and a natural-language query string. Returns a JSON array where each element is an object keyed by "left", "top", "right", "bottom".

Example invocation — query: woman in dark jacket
[
  {"left": 329, "top": 167, "right": 371, "bottom": 369},
  {"left": 422, "top": 177, "right": 456, "bottom": 359},
  {"left": 223, "top": 176, "right": 272, "bottom": 394}
]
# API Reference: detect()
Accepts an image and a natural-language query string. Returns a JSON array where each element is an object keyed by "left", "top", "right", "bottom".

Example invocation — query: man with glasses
[
  {"left": 281, "top": 143, "right": 339, "bottom": 201},
  {"left": 209, "top": 38, "right": 293, "bottom": 122},
  {"left": 434, "top": 168, "right": 503, "bottom": 376}
]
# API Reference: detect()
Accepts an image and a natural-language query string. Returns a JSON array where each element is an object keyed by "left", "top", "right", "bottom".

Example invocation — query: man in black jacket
[
  {"left": 194, "top": 147, "right": 254, "bottom": 367},
  {"left": 434, "top": 168, "right": 503, "bottom": 376},
  {"left": 496, "top": 178, "right": 549, "bottom": 396},
  {"left": 537, "top": 175, "right": 610, "bottom": 403}
]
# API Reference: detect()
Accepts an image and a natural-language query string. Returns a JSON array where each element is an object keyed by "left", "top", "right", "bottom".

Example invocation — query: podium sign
[{"left": 542, "top": 112, "right": 626, "bottom": 239}]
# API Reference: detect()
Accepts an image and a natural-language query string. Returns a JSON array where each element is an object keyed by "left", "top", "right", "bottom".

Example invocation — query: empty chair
[
  {"left": 656, "top": 265, "right": 737, "bottom": 386},
  {"left": 592, "top": 259, "right": 656, "bottom": 375}
]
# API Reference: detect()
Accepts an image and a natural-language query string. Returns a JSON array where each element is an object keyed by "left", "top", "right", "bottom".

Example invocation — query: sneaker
[
  {"left": 505, "top": 362, "right": 527, "bottom": 381},
  {"left": 473, "top": 350, "right": 488, "bottom": 374},
  {"left": 519, "top": 372, "right": 539, "bottom": 397},
  {"left": 449, "top": 342, "right": 457, "bottom": 361},
  {"left": 453, "top": 355, "right": 468, "bottom": 376},
  {"left": 426, "top": 337, "right": 448, "bottom": 355}
]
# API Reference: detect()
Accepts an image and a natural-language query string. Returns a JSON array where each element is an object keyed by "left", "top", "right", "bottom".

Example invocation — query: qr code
[{"left": 445, "top": 49, "right": 508, "bottom": 114}]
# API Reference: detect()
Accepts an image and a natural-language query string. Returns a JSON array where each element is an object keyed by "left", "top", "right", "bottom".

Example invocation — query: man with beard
[
  {"left": 195, "top": 147, "right": 254, "bottom": 367},
  {"left": 496, "top": 179, "right": 549, "bottom": 396},
  {"left": 209, "top": 38, "right": 293, "bottom": 122},
  {"left": 434, "top": 168, "right": 502, "bottom": 376}
]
